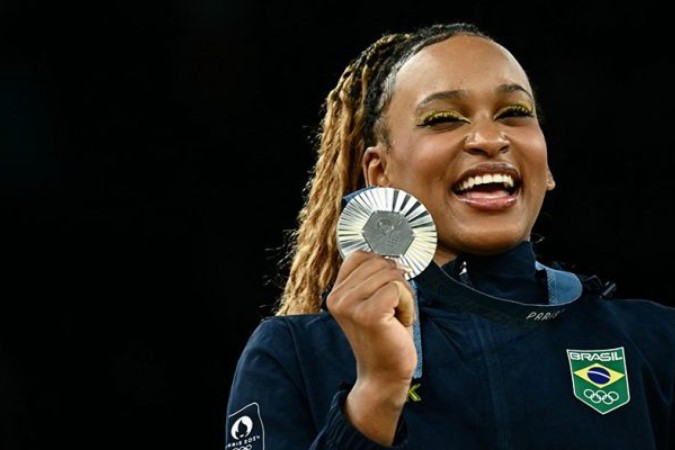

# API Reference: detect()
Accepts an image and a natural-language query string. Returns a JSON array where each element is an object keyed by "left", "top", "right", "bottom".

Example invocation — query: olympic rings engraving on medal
[{"left": 583, "top": 389, "right": 620, "bottom": 405}]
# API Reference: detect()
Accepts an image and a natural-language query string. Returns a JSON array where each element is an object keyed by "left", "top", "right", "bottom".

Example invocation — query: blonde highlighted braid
[{"left": 274, "top": 23, "right": 489, "bottom": 315}]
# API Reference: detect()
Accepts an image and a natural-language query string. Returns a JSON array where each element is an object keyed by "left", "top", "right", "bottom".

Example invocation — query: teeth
[{"left": 458, "top": 173, "right": 514, "bottom": 192}]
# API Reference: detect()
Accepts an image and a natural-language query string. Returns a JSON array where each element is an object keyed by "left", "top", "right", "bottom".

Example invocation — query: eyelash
[
  {"left": 419, "top": 105, "right": 534, "bottom": 127},
  {"left": 496, "top": 104, "right": 534, "bottom": 119},
  {"left": 419, "top": 111, "right": 467, "bottom": 127}
]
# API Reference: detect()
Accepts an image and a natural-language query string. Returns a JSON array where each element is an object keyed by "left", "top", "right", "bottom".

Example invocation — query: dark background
[{"left": 1, "top": 1, "right": 673, "bottom": 449}]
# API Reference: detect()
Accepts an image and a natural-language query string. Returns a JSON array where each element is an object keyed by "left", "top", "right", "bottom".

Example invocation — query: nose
[{"left": 464, "top": 119, "right": 509, "bottom": 156}]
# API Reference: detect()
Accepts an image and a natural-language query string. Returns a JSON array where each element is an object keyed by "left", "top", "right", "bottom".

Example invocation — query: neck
[{"left": 440, "top": 241, "right": 548, "bottom": 304}]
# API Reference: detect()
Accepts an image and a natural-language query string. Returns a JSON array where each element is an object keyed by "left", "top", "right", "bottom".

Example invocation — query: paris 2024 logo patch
[
  {"left": 226, "top": 402, "right": 264, "bottom": 450},
  {"left": 567, "top": 347, "right": 630, "bottom": 414}
]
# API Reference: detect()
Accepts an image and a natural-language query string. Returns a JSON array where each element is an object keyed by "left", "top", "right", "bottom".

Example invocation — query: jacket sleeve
[{"left": 224, "top": 317, "right": 408, "bottom": 450}]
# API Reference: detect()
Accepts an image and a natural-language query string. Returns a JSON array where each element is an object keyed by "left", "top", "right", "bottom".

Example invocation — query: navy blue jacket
[{"left": 225, "top": 257, "right": 675, "bottom": 449}]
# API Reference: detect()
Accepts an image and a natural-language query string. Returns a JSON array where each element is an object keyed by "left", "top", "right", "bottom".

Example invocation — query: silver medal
[{"left": 337, "top": 187, "right": 437, "bottom": 279}]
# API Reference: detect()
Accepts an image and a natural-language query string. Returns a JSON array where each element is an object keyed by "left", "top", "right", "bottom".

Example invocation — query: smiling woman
[
  {"left": 224, "top": 22, "right": 675, "bottom": 449},
  {"left": 361, "top": 34, "right": 553, "bottom": 264}
]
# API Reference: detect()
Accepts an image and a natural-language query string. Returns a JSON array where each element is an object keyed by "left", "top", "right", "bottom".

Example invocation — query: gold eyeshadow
[
  {"left": 494, "top": 102, "right": 534, "bottom": 119},
  {"left": 416, "top": 110, "right": 468, "bottom": 126}
]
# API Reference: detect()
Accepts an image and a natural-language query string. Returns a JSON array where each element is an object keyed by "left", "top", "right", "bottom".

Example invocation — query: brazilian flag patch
[{"left": 566, "top": 347, "right": 630, "bottom": 414}]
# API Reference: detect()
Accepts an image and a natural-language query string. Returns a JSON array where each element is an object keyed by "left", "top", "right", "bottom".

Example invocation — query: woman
[{"left": 225, "top": 22, "right": 675, "bottom": 449}]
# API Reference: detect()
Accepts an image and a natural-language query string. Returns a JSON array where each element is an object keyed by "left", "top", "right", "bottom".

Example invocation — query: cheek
[
  {"left": 523, "top": 127, "right": 547, "bottom": 153},
  {"left": 390, "top": 152, "right": 450, "bottom": 194},
  {"left": 392, "top": 136, "right": 460, "bottom": 180},
  {"left": 514, "top": 129, "right": 549, "bottom": 168},
  {"left": 388, "top": 148, "right": 454, "bottom": 215}
]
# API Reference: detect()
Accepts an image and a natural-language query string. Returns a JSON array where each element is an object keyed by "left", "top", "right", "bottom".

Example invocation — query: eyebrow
[
  {"left": 416, "top": 83, "right": 533, "bottom": 110},
  {"left": 497, "top": 83, "right": 533, "bottom": 99}
]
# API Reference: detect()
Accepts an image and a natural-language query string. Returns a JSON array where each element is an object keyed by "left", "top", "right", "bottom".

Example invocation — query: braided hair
[{"left": 274, "top": 23, "right": 490, "bottom": 315}]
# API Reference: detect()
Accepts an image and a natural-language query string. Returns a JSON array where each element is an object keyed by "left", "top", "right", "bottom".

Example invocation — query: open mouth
[{"left": 452, "top": 170, "right": 521, "bottom": 200}]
